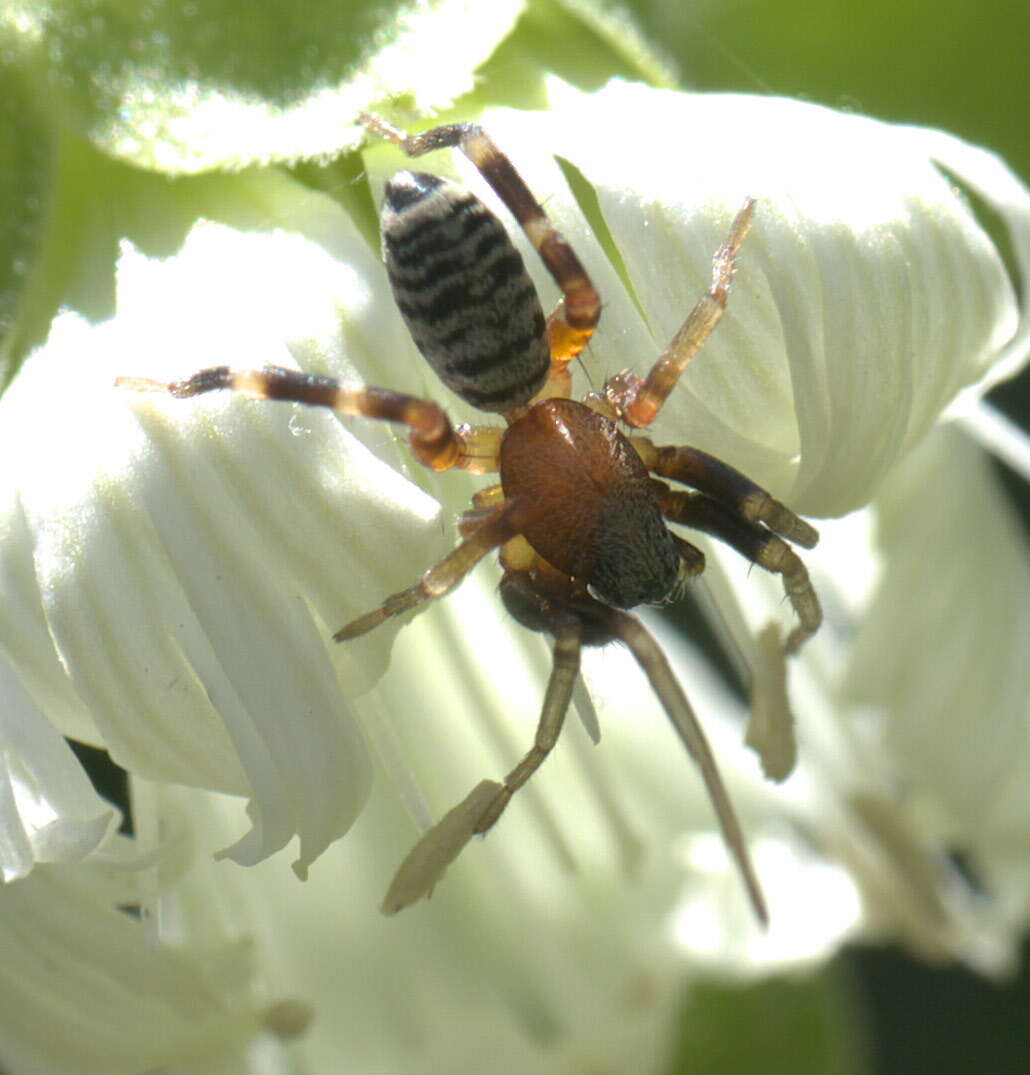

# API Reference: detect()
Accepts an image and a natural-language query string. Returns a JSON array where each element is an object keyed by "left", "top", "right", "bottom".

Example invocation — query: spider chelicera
[{"left": 119, "top": 112, "right": 822, "bottom": 922}]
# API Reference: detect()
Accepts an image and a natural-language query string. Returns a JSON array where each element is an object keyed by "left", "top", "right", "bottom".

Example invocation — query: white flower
[
  {"left": 0, "top": 80, "right": 1027, "bottom": 1070},
  {"left": 0, "top": 857, "right": 263, "bottom": 1074}
]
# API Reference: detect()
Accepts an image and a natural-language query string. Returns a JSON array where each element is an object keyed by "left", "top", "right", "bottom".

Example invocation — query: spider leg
[
  {"left": 474, "top": 623, "right": 581, "bottom": 833},
  {"left": 588, "top": 602, "right": 768, "bottom": 925},
  {"left": 380, "top": 621, "right": 580, "bottom": 914},
  {"left": 606, "top": 200, "right": 756, "bottom": 429},
  {"left": 655, "top": 482, "right": 822, "bottom": 654},
  {"left": 501, "top": 571, "right": 766, "bottom": 923},
  {"left": 116, "top": 364, "right": 503, "bottom": 474},
  {"left": 359, "top": 113, "right": 600, "bottom": 373},
  {"left": 634, "top": 438, "right": 819, "bottom": 548},
  {"left": 334, "top": 497, "right": 533, "bottom": 641},
  {"left": 382, "top": 779, "right": 503, "bottom": 914},
  {"left": 671, "top": 534, "right": 706, "bottom": 577}
]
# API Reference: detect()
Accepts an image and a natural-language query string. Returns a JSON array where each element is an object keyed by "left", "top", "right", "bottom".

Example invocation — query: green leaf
[
  {"left": 0, "top": 127, "right": 380, "bottom": 383},
  {"left": 474, "top": 0, "right": 675, "bottom": 110},
  {"left": 668, "top": 965, "right": 870, "bottom": 1075},
  {"left": 0, "top": 64, "right": 55, "bottom": 385},
  {"left": 1, "top": 0, "right": 526, "bottom": 173}
]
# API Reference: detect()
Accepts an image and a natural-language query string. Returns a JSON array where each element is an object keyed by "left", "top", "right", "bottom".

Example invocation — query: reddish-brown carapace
[{"left": 118, "top": 112, "right": 822, "bottom": 922}]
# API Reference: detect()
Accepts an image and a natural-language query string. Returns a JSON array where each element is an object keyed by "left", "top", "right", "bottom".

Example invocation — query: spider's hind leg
[
  {"left": 116, "top": 364, "right": 503, "bottom": 474},
  {"left": 359, "top": 113, "right": 600, "bottom": 374}
]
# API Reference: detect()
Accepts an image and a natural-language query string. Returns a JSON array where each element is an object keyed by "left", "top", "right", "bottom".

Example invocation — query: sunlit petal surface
[
  {"left": 0, "top": 861, "right": 261, "bottom": 1073},
  {"left": 0, "top": 182, "right": 444, "bottom": 876}
]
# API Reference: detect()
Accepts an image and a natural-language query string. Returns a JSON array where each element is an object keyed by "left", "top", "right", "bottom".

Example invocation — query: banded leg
[
  {"left": 656, "top": 483, "right": 822, "bottom": 654},
  {"left": 635, "top": 439, "right": 819, "bottom": 548},
  {"left": 116, "top": 365, "right": 503, "bottom": 474},
  {"left": 359, "top": 113, "right": 600, "bottom": 369},
  {"left": 334, "top": 497, "right": 533, "bottom": 641},
  {"left": 606, "top": 200, "right": 756, "bottom": 428}
]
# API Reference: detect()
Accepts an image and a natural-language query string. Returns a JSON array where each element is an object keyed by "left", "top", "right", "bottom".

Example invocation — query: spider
[{"left": 118, "top": 112, "right": 822, "bottom": 923}]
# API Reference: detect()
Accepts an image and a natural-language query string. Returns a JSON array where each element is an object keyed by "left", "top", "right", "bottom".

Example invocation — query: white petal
[
  {"left": 0, "top": 863, "right": 260, "bottom": 1073},
  {"left": 0, "top": 649, "right": 117, "bottom": 880},
  {"left": 670, "top": 829, "right": 861, "bottom": 975},
  {"left": 843, "top": 426, "right": 1030, "bottom": 848},
  {"left": 900, "top": 124, "right": 1030, "bottom": 397},
  {"left": 147, "top": 780, "right": 696, "bottom": 1075},
  {"left": 456, "top": 82, "right": 1025, "bottom": 516},
  {"left": 0, "top": 185, "right": 444, "bottom": 874}
]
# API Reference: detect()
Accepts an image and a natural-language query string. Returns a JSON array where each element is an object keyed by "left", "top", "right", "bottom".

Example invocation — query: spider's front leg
[
  {"left": 635, "top": 440, "right": 818, "bottom": 549},
  {"left": 605, "top": 199, "right": 756, "bottom": 429},
  {"left": 655, "top": 481, "right": 822, "bottom": 654},
  {"left": 384, "top": 569, "right": 768, "bottom": 924},
  {"left": 382, "top": 572, "right": 584, "bottom": 914},
  {"left": 334, "top": 498, "right": 533, "bottom": 641},
  {"left": 578, "top": 597, "right": 768, "bottom": 924}
]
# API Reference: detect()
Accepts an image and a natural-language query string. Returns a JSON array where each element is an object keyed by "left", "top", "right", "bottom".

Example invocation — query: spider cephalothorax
[
  {"left": 500, "top": 397, "right": 685, "bottom": 609},
  {"left": 119, "top": 112, "right": 822, "bottom": 921}
]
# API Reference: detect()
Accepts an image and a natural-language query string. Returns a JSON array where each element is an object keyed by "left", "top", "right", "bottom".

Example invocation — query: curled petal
[
  {"left": 0, "top": 648, "right": 117, "bottom": 880},
  {"left": 0, "top": 863, "right": 261, "bottom": 1072},
  {"left": 454, "top": 82, "right": 1026, "bottom": 516},
  {"left": 843, "top": 427, "right": 1030, "bottom": 857},
  {"left": 0, "top": 196, "right": 444, "bottom": 875}
]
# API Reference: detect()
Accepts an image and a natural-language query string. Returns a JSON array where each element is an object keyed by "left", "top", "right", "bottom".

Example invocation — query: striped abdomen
[{"left": 380, "top": 170, "right": 549, "bottom": 413}]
